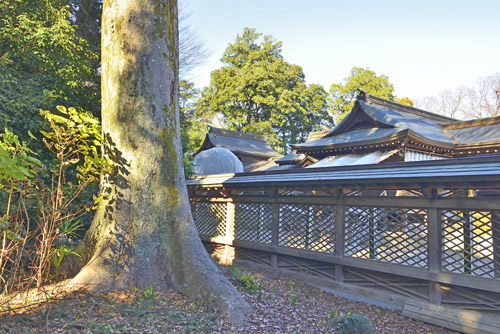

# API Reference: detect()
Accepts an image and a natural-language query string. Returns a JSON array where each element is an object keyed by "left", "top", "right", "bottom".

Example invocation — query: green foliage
[
  {"left": 0, "top": 214, "right": 22, "bottom": 242},
  {"left": 228, "top": 265, "right": 240, "bottom": 281},
  {"left": 50, "top": 244, "right": 80, "bottom": 276},
  {"left": 328, "top": 67, "right": 414, "bottom": 124},
  {"left": 239, "top": 273, "right": 259, "bottom": 292},
  {"left": 327, "top": 313, "right": 374, "bottom": 334},
  {"left": 58, "top": 217, "right": 84, "bottom": 240},
  {"left": 228, "top": 266, "right": 260, "bottom": 293},
  {"left": 70, "top": 0, "right": 102, "bottom": 65},
  {"left": 197, "top": 28, "right": 331, "bottom": 152},
  {"left": 0, "top": 128, "right": 40, "bottom": 246},
  {"left": 180, "top": 80, "right": 206, "bottom": 177},
  {"left": 0, "top": 128, "right": 41, "bottom": 184},
  {"left": 328, "top": 67, "right": 395, "bottom": 123},
  {"left": 0, "top": 0, "right": 99, "bottom": 157},
  {"left": 143, "top": 286, "right": 154, "bottom": 298},
  {"left": 0, "top": 107, "right": 110, "bottom": 292},
  {"left": 288, "top": 281, "right": 297, "bottom": 305},
  {"left": 396, "top": 96, "right": 415, "bottom": 107},
  {"left": 40, "top": 106, "right": 112, "bottom": 183},
  {"left": 0, "top": 128, "right": 41, "bottom": 292}
]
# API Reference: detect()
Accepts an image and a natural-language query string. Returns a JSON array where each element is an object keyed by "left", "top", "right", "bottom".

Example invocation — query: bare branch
[{"left": 178, "top": 1, "right": 211, "bottom": 79}]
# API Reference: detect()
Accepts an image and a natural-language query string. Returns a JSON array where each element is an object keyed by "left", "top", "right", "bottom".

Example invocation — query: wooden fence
[{"left": 187, "top": 157, "right": 500, "bottom": 314}]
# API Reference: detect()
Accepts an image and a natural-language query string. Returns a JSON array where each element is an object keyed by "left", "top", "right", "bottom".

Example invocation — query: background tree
[
  {"left": 0, "top": 0, "right": 99, "bottom": 149},
  {"left": 416, "top": 73, "right": 500, "bottom": 119},
  {"left": 274, "top": 83, "right": 330, "bottom": 145},
  {"left": 70, "top": 0, "right": 103, "bottom": 73},
  {"left": 197, "top": 28, "right": 331, "bottom": 152},
  {"left": 416, "top": 88, "right": 468, "bottom": 119},
  {"left": 328, "top": 67, "right": 413, "bottom": 123},
  {"left": 179, "top": 79, "right": 206, "bottom": 176},
  {"left": 178, "top": 2, "right": 210, "bottom": 79},
  {"left": 69, "top": 0, "right": 251, "bottom": 324}
]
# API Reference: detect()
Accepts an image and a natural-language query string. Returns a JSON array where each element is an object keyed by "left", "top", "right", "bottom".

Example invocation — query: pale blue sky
[{"left": 184, "top": 0, "right": 500, "bottom": 100}]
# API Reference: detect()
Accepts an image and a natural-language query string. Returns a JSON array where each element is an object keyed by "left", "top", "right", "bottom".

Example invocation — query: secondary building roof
[
  {"left": 275, "top": 151, "right": 308, "bottom": 165},
  {"left": 187, "top": 154, "right": 500, "bottom": 189},
  {"left": 195, "top": 126, "right": 282, "bottom": 159}
]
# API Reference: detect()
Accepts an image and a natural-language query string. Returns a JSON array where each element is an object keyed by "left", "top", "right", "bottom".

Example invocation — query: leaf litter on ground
[{"left": 0, "top": 264, "right": 460, "bottom": 334}]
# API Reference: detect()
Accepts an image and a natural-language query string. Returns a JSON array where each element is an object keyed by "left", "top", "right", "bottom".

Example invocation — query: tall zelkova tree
[
  {"left": 328, "top": 67, "right": 413, "bottom": 123},
  {"left": 69, "top": 0, "right": 251, "bottom": 324},
  {"left": 197, "top": 28, "right": 331, "bottom": 152}
]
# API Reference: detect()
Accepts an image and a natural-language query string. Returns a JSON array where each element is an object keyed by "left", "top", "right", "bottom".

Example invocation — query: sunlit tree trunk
[{"left": 69, "top": 0, "right": 251, "bottom": 324}]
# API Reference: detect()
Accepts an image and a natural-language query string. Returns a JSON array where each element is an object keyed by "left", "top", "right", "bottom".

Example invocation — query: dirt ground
[{"left": 0, "top": 264, "right": 460, "bottom": 334}]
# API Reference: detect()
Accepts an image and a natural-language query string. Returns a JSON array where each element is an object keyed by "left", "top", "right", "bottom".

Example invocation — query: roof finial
[{"left": 356, "top": 89, "right": 367, "bottom": 101}]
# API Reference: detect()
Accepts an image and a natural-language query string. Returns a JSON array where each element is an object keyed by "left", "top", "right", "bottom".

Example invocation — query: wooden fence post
[
  {"left": 335, "top": 202, "right": 345, "bottom": 283},
  {"left": 463, "top": 211, "right": 473, "bottom": 275},
  {"left": 271, "top": 190, "right": 280, "bottom": 269},
  {"left": 492, "top": 211, "right": 500, "bottom": 279},
  {"left": 428, "top": 206, "right": 443, "bottom": 305},
  {"left": 222, "top": 201, "right": 236, "bottom": 265},
  {"left": 369, "top": 207, "right": 376, "bottom": 259}
]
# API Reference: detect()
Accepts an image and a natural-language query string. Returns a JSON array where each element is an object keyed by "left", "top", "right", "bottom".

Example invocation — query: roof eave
[
  {"left": 293, "top": 129, "right": 408, "bottom": 153},
  {"left": 194, "top": 135, "right": 214, "bottom": 156}
]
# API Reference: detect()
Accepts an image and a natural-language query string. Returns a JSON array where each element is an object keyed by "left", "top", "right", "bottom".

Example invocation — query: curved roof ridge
[
  {"left": 360, "top": 91, "right": 457, "bottom": 123},
  {"left": 441, "top": 115, "right": 500, "bottom": 129},
  {"left": 209, "top": 126, "right": 268, "bottom": 142},
  {"left": 324, "top": 98, "right": 393, "bottom": 138}
]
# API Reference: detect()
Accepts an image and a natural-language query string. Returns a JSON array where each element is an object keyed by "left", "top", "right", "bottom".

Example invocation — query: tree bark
[{"left": 69, "top": 0, "right": 251, "bottom": 325}]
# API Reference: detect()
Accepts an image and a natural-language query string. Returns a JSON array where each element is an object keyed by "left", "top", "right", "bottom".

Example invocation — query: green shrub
[
  {"left": 327, "top": 313, "right": 374, "bottom": 334},
  {"left": 228, "top": 266, "right": 260, "bottom": 293},
  {"left": 239, "top": 273, "right": 259, "bottom": 292},
  {"left": 0, "top": 106, "right": 112, "bottom": 292}
]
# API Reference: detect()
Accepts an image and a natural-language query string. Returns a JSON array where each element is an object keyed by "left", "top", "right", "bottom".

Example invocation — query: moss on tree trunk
[{"left": 69, "top": 0, "right": 251, "bottom": 325}]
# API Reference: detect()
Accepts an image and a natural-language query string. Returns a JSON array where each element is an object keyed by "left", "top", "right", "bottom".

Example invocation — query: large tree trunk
[{"left": 69, "top": 0, "right": 251, "bottom": 325}]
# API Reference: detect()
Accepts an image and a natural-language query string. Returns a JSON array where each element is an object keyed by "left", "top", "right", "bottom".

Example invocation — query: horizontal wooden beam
[
  {"left": 193, "top": 196, "right": 500, "bottom": 211},
  {"left": 199, "top": 235, "right": 500, "bottom": 294}
]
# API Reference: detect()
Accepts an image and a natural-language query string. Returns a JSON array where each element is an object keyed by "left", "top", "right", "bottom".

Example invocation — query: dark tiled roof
[
  {"left": 292, "top": 92, "right": 500, "bottom": 153},
  {"left": 306, "top": 130, "right": 330, "bottom": 142},
  {"left": 442, "top": 117, "right": 500, "bottom": 145},
  {"left": 293, "top": 127, "right": 404, "bottom": 150},
  {"left": 360, "top": 99, "right": 455, "bottom": 144},
  {"left": 275, "top": 151, "right": 307, "bottom": 165},
  {"left": 448, "top": 123, "right": 500, "bottom": 145},
  {"left": 195, "top": 127, "right": 282, "bottom": 159}
]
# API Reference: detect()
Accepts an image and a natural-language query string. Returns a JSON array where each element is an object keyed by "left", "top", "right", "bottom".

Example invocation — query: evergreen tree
[
  {"left": 328, "top": 67, "right": 413, "bottom": 123},
  {"left": 197, "top": 28, "right": 331, "bottom": 152}
]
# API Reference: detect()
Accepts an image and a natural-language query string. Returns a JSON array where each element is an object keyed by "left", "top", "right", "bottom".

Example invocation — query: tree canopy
[
  {"left": 197, "top": 28, "right": 331, "bottom": 152},
  {"left": 0, "top": 0, "right": 99, "bottom": 147},
  {"left": 328, "top": 67, "right": 413, "bottom": 123}
]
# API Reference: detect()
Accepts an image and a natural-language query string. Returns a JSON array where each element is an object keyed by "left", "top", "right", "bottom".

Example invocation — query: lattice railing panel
[
  {"left": 234, "top": 203, "right": 272, "bottom": 244},
  {"left": 193, "top": 202, "right": 227, "bottom": 237},
  {"left": 278, "top": 204, "right": 335, "bottom": 253},
  {"left": 442, "top": 210, "right": 500, "bottom": 278},
  {"left": 345, "top": 207, "right": 428, "bottom": 267}
]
